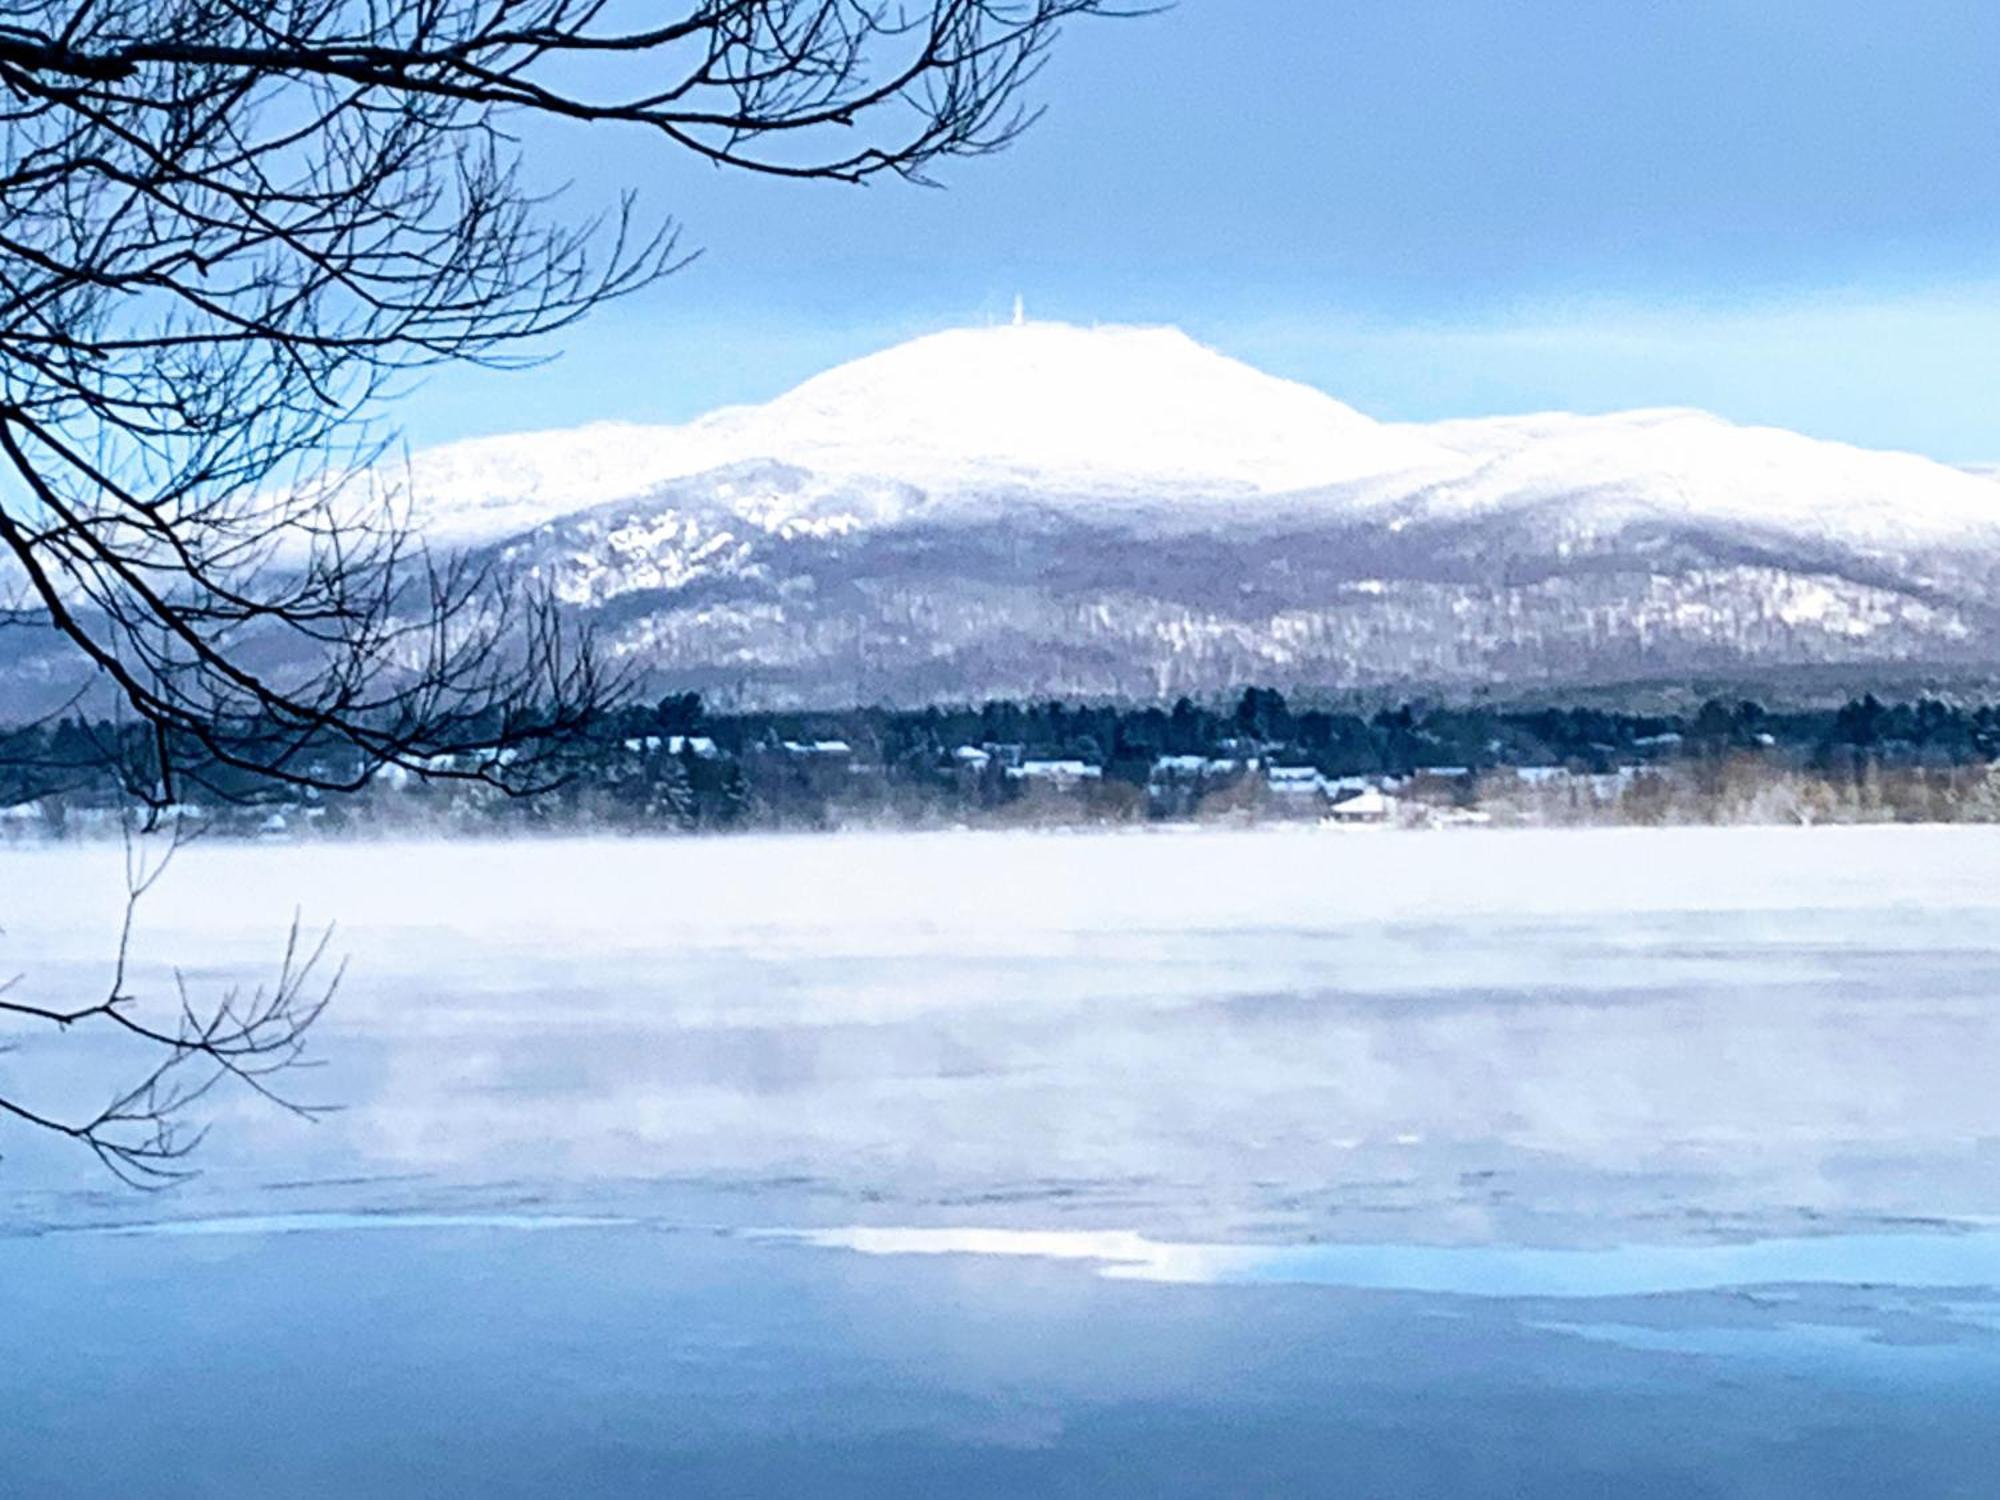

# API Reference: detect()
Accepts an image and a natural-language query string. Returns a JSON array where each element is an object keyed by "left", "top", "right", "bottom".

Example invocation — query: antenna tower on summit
[{"left": 1012, "top": 294, "right": 1025, "bottom": 327}]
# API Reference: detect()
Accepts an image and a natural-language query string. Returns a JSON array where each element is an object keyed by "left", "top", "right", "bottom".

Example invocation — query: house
[
  {"left": 1326, "top": 787, "right": 1397, "bottom": 824},
  {"left": 1265, "top": 765, "right": 1329, "bottom": 798},
  {"left": 626, "top": 733, "right": 719, "bottom": 759},
  {"left": 1006, "top": 759, "right": 1103, "bottom": 790},
  {"left": 1148, "top": 753, "right": 1253, "bottom": 789},
  {"left": 1263, "top": 765, "right": 1334, "bottom": 817},
  {"left": 947, "top": 745, "right": 995, "bottom": 793},
  {"left": 1149, "top": 753, "right": 1251, "bottom": 817}
]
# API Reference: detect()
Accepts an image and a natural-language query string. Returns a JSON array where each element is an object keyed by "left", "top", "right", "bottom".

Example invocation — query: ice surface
[{"left": 10, "top": 824, "right": 2000, "bottom": 1494}]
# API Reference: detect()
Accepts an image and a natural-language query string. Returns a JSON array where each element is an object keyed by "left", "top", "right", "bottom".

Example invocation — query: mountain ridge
[
  {"left": 404, "top": 320, "right": 2000, "bottom": 557},
  {"left": 408, "top": 320, "right": 2000, "bottom": 707},
  {"left": 6, "top": 321, "right": 1998, "bottom": 716}
]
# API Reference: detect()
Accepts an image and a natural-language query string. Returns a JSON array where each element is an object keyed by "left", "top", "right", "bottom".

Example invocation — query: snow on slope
[
  {"left": 386, "top": 421, "right": 713, "bottom": 548},
  {"left": 693, "top": 322, "right": 1449, "bottom": 497},
  {"left": 400, "top": 321, "right": 1453, "bottom": 544},
  {"left": 1398, "top": 408, "right": 2000, "bottom": 547},
  {"left": 395, "top": 319, "right": 2000, "bottom": 553}
]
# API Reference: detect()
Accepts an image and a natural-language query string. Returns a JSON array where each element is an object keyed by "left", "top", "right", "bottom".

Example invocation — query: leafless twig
[
  {"left": 0, "top": 812, "right": 336, "bottom": 1184},
  {"left": 0, "top": 1, "right": 1116, "bottom": 801}
]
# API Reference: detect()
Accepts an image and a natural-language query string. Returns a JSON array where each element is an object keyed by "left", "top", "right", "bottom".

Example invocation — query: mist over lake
[{"left": 8, "top": 826, "right": 2000, "bottom": 1495}]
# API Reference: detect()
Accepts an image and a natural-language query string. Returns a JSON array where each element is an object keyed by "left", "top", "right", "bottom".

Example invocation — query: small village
[{"left": 8, "top": 690, "right": 2000, "bottom": 838}]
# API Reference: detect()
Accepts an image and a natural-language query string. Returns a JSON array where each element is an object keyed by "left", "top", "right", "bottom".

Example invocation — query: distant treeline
[
  {"left": 8, "top": 689, "right": 2000, "bottom": 835},
  {"left": 689, "top": 689, "right": 2000, "bottom": 776}
]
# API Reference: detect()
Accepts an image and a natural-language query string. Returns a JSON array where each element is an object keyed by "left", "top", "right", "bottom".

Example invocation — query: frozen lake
[{"left": 6, "top": 825, "right": 2000, "bottom": 1494}]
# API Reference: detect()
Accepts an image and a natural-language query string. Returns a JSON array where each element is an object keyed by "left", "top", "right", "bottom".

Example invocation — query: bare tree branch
[
  {"left": 0, "top": 813, "right": 336, "bottom": 1184},
  {"left": 0, "top": 0, "right": 1113, "bottom": 802}
]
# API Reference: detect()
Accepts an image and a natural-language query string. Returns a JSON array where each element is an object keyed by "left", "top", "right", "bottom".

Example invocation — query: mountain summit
[
  {"left": 403, "top": 321, "right": 1454, "bottom": 543},
  {"left": 695, "top": 321, "right": 1452, "bottom": 496}
]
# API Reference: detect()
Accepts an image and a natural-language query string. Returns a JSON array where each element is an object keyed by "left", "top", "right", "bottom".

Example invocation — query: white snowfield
[
  {"left": 395, "top": 320, "right": 2000, "bottom": 552},
  {"left": 1407, "top": 406, "right": 2000, "bottom": 546}
]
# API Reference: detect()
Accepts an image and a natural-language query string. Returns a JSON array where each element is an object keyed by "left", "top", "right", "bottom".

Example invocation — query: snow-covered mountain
[
  {"left": 406, "top": 320, "right": 2000, "bottom": 705},
  {"left": 411, "top": 321, "right": 2000, "bottom": 550},
  {"left": 8, "top": 321, "right": 2000, "bottom": 713}
]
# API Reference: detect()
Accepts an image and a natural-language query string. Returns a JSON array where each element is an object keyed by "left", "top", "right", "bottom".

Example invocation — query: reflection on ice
[{"left": 777, "top": 1223, "right": 2000, "bottom": 1298}]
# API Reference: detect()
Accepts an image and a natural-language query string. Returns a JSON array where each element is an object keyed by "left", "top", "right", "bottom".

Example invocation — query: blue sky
[{"left": 396, "top": 0, "right": 2000, "bottom": 463}]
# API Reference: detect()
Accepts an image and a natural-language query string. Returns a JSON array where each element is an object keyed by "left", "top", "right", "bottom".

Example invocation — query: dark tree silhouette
[
  {"left": 0, "top": 817, "right": 337, "bottom": 1185},
  {"left": 0, "top": 0, "right": 1108, "bottom": 798},
  {"left": 0, "top": 0, "right": 1110, "bottom": 1176}
]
